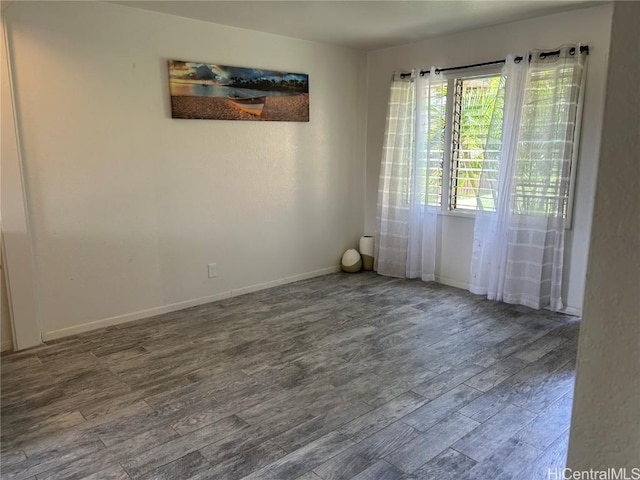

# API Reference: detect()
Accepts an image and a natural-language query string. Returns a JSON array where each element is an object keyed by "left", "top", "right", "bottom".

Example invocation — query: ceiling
[{"left": 112, "top": 0, "right": 601, "bottom": 51}]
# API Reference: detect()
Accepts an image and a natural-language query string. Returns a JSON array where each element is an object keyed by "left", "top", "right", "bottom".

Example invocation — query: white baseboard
[
  {"left": 42, "top": 265, "right": 341, "bottom": 342},
  {"left": 559, "top": 305, "right": 582, "bottom": 317},
  {"left": 42, "top": 291, "right": 231, "bottom": 341},
  {"left": 1, "top": 339, "right": 13, "bottom": 352},
  {"left": 231, "top": 266, "right": 340, "bottom": 296},
  {"left": 435, "top": 275, "right": 470, "bottom": 291}
]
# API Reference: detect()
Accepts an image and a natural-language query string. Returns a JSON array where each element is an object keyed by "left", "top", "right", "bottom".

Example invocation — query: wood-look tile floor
[{"left": 1, "top": 273, "right": 579, "bottom": 480}]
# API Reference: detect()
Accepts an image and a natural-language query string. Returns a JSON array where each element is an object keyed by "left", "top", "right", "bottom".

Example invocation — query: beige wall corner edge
[{"left": 567, "top": 0, "right": 640, "bottom": 470}]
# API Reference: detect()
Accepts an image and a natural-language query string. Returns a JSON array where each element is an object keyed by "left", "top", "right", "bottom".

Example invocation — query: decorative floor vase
[
  {"left": 341, "top": 249, "right": 362, "bottom": 273},
  {"left": 359, "top": 236, "right": 374, "bottom": 271}
]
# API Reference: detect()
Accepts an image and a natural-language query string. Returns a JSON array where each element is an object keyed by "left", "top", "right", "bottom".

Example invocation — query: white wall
[
  {"left": 364, "top": 5, "right": 613, "bottom": 312},
  {"left": 4, "top": 1, "right": 366, "bottom": 340},
  {"left": 567, "top": 1, "right": 640, "bottom": 468}
]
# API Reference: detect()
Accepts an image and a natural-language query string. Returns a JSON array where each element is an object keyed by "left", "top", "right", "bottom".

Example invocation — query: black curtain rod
[{"left": 399, "top": 45, "right": 589, "bottom": 78}]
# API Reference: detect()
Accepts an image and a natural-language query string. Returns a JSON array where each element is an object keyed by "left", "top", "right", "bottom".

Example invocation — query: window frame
[
  {"left": 416, "top": 64, "right": 580, "bottom": 228},
  {"left": 438, "top": 66, "right": 505, "bottom": 217}
]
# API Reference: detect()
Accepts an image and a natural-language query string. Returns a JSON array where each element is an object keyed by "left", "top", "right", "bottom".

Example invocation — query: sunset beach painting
[{"left": 168, "top": 60, "right": 309, "bottom": 122}]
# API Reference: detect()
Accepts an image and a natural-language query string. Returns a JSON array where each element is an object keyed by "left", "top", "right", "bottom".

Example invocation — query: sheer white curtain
[
  {"left": 471, "top": 46, "right": 586, "bottom": 310},
  {"left": 407, "top": 72, "right": 448, "bottom": 281},
  {"left": 470, "top": 56, "right": 528, "bottom": 302},
  {"left": 376, "top": 70, "right": 446, "bottom": 280},
  {"left": 375, "top": 72, "right": 415, "bottom": 277}
]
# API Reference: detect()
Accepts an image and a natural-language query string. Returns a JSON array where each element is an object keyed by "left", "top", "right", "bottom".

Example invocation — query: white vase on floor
[{"left": 359, "top": 236, "right": 374, "bottom": 271}]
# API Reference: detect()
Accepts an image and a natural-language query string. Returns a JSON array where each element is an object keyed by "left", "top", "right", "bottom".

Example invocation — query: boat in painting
[{"left": 227, "top": 92, "right": 267, "bottom": 116}]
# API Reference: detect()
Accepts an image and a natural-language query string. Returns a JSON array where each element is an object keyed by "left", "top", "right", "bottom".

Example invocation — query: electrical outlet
[{"left": 208, "top": 263, "right": 217, "bottom": 278}]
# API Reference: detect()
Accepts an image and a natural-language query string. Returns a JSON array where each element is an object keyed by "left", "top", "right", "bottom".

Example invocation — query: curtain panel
[
  {"left": 374, "top": 72, "right": 415, "bottom": 277},
  {"left": 406, "top": 72, "right": 448, "bottom": 281},
  {"left": 375, "top": 70, "right": 446, "bottom": 280},
  {"left": 471, "top": 45, "right": 586, "bottom": 311}
]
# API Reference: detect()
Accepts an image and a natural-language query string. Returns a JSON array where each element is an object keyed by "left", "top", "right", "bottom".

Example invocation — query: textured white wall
[
  {"left": 4, "top": 1, "right": 366, "bottom": 339},
  {"left": 364, "top": 5, "right": 613, "bottom": 313},
  {"left": 567, "top": 1, "right": 640, "bottom": 468}
]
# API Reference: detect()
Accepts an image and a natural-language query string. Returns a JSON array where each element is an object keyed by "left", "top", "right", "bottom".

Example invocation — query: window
[
  {"left": 422, "top": 69, "right": 505, "bottom": 213},
  {"left": 419, "top": 80, "right": 448, "bottom": 207},
  {"left": 511, "top": 63, "right": 581, "bottom": 219},
  {"left": 420, "top": 66, "right": 580, "bottom": 220},
  {"left": 378, "top": 46, "right": 586, "bottom": 292},
  {"left": 450, "top": 74, "right": 504, "bottom": 212}
]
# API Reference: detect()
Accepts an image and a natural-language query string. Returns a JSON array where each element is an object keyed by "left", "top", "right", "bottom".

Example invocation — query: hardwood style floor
[{"left": 1, "top": 273, "right": 579, "bottom": 480}]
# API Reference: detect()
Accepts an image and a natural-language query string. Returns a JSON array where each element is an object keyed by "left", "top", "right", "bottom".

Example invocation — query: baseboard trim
[
  {"left": 231, "top": 266, "right": 340, "bottom": 296},
  {"left": 1, "top": 339, "right": 13, "bottom": 352},
  {"left": 42, "top": 265, "right": 341, "bottom": 342},
  {"left": 435, "top": 275, "right": 470, "bottom": 291},
  {"left": 42, "top": 292, "right": 232, "bottom": 341},
  {"left": 558, "top": 305, "right": 582, "bottom": 317}
]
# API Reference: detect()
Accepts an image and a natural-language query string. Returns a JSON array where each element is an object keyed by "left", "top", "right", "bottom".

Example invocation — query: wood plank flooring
[{"left": 1, "top": 272, "right": 580, "bottom": 479}]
